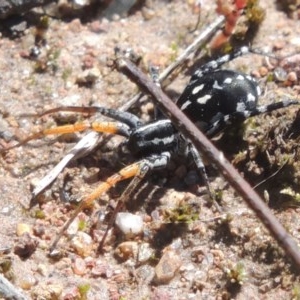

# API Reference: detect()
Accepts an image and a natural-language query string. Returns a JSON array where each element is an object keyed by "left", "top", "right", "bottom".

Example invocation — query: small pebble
[
  {"left": 73, "top": 0, "right": 90, "bottom": 7},
  {"left": 19, "top": 274, "right": 37, "bottom": 290},
  {"left": 273, "top": 41, "right": 284, "bottom": 50},
  {"left": 0, "top": 204, "right": 14, "bottom": 216},
  {"left": 14, "top": 233, "right": 38, "bottom": 258},
  {"left": 82, "top": 54, "right": 95, "bottom": 69},
  {"left": 259, "top": 66, "right": 269, "bottom": 77},
  {"left": 16, "top": 223, "right": 32, "bottom": 236},
  {"left": 89, "top": 20, "right": 108, "bottom": 33},
  {"left": 287, "top": 71, "right": 297, "bottom": 82},
  {"left": 61, "top": 286, "right": 81, "bottom": 300},
  {"left": 142, "top": 7, "right": 156, "bottom": 20},
  {"left": 33, "top": 224, "right": 45, "bottom": 238},
  {"left": 140, "top": 102, "right": 154, "bottom": 115},
  {"left": 114, "top": 241, "right": 138, "bottom": 261},
  {"left": 154, "top": 250, "right": 181, "bottom": 284},
  {"left": 67, "top": 18, "right": 81, "bottom": 33},
  {"left": 70, "top": 232, "right": 93, "bottom": 257},
  {"left": 31, "top": 283, "right": 63, "bottom": 300},
  {"left": 137, "top": 243, "right": 154, "bottom": 264},
  {"left": 274, "top": 67, "right": 287, "bottom": 82},
  {"left": 115, "top": 212, "right": 143, "bottom": 236},
  {"left": 159, "top": 189, "right": 185, "bottom": 207},
  {"left": 135, "top": 265, "right": 155, "bottom": 282},
  {"left": 66, "top": 217, "right": 80, "bottom": 236},
  {"left": 76, "top": 67, "right": 101, "bottom": 85},
  {"left": 37, "top": 264, "right": 49, "bottom": 277},
  {"left": 91, "top": 261, "right": 113, "bottom": 278},
  {"left": 72, "top": 257, "right": 87, "bottom": 275}
]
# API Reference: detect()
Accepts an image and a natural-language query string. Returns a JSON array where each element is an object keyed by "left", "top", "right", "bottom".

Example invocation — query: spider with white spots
[
  {"left": 176, "top": 46, "right": 297, "bottom": 137},
  {"left": 2, "top": 46, "right": 298, "bottom": 251}
]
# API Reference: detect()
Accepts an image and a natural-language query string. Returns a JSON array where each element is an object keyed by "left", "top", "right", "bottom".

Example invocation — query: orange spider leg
[
  {"left": 2, "top": 121, "right": 128, "bottom": 151},
  {"left": 49, "top": 160, "right": 149, "bottom": 252}
]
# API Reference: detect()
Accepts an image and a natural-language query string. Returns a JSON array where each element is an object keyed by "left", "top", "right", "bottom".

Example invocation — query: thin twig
[
  {"left": 116, "top": 57, "right": 300, "bottom": 270},
  {"left": 119, "top": 15, "right": 225, "bottom": 112},
  {"left": 253, "top": 156, "right": 293, "bottom": 189},
  {"left": 159, "top": 15, "right": 225, "bottom": 82},
  {"left": 0, "top": 274, "right": 29, "bottom": 300}
]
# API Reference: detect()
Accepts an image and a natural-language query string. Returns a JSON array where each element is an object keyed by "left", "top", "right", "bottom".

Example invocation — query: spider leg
[
  {"left": 184, "top": 143, "right": 223, "bottom": 210},
  {"left": 205, "top": 99, "right": 299, "bottom": 137},
  {"left": 188, "top": 144, "right": 209, "bottom": 188},
  {"left": 1, "top": 121, "right": 131, "bottom": 151},
  {"left": 193, "top": 46, "right": 250, "bottom": 79},
  {"left": 12, "top": 106, "right": 142, "bottom": 198},
  {"left": 49, "top": 152, "right": 171, "bottom": 253},
  {"left": 38, "top": 106, "right": 142, "bottom": 129},
  {"left": 254, "top": 99, "right": 299, "bottom": 115}
]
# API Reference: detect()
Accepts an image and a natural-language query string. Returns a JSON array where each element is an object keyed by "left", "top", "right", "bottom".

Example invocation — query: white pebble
[
  {"left": 115, "top": 212, "right": 143, "bottom": 236},
  {"left": 70, "top": 232, "right": 93, "bottom": 257}
]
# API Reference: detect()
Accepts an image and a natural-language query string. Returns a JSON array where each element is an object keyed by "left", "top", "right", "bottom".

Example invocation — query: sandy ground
[{"left": 1, "top": 0, "right": 300, "bottom": 299}]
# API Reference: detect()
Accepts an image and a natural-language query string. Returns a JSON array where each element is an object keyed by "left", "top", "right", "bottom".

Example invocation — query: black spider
[{"left": 2, "top": 47, "right": 298, "bottom": 251}]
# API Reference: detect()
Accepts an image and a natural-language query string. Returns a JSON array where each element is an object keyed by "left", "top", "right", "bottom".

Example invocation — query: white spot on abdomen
[
  {"left": 223, "top": 77, "right": 233, "bottom": 84},
  {"left": 247, "top": 93, "right": 256, "bottom": 102},
  {"left": 236, "top": 74, "right": 245, "bottom": 80},
  {"left": 192, "top": 84, "right": 204, "bottom": 94},
  {"left": 213, "top": 80, "right": 223, "bottom": 90},
  {"left": 197, "top": 94, "right": 212, "bottom": 104},
  {"left": 181, "top": 100, "right": 192, "bottom": 110}
]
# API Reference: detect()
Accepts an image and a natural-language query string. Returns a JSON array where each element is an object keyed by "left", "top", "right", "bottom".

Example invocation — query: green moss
[
  {"left": 78, "top": 283, "right": 90, "bottom": 300},
  {"left": 245, "top": 0, "right": 266, "bottom": 25},
  {"left": 0, "top": 257, "right": 14, "bottom": 281},
  {"left": 34, "top": 48, "right": 61, "bottom": 74},
  {"left": 78, "top": 219, "right": 87, "bottom": 231},
  {"left": 62, "top": 67, "right": 73, "bottom": 81},
  {"left": 266, "top": 72, "right": 275, "bottom": 82},
  {"left": 214, "top": 189, "right": 224, "bottom": 203},
  {"left": 35, "top": 209, "right": 46, "bottom": 219},
  {"left": 164, "top": 203, "right": 199, "bottom": 223},
  {"left": 170, "top": 41, "right": 179, "bottom": 62},
  {"left": 280, "top": 187, "right": 300, "bottom": 203},
  {"left": 39, "top": 15, "right": 50, "bottom": 30},
  {"left": 292, "top": 283, "right": 300, "bottom": 300},
  {"left": 0, "top": 257, "right": 12, "bottom": 273},
  {"left": 226, "top": 261, "right": 247, "bottom": 285}
]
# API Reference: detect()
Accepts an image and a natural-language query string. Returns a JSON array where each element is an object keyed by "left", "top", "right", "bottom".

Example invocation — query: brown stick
[{"left": 116, "top": 57, "right": 300, "bottom": 270}]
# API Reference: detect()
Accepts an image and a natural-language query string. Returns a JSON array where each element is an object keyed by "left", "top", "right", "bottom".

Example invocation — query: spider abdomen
[{"left": 177, "top": 70, "right": 261, "bottom": 128}]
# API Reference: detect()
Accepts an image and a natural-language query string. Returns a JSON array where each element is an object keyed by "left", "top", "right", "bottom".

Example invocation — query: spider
[{"left": 2, "top": 46, "right": 298, "bottom": 251}]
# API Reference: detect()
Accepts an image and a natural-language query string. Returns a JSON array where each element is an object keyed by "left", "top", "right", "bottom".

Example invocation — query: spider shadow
[{"left": 210, "top": 219, "right": 237, "bottom": 247}]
